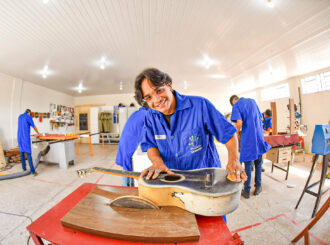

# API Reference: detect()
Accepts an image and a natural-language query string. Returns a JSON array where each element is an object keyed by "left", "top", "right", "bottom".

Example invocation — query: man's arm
[
  {"left": 235, "top": 120, "right": 242, "bottom": 131},
  {"left": 33, "top": 126, "right": 40, "bottom": 135},
  {"left": 140, "top": 147, "right": 174, "bottom": 180},
  {"left": 225, "top": 133, "right": 247, "bottom": 182}
]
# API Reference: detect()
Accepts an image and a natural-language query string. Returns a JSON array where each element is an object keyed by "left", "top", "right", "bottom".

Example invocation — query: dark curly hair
[{"left": 134, "top": 68, "right": 172, "bottom": 106}]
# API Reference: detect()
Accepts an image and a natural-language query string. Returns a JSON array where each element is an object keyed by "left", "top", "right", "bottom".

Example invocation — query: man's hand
[
  {"left": 140, "top": 164, "right": 174, "bottom": 180},
  {"left": 140, "top": 147, "right": 174, "bottom": 180},
  {"left": 225, "top": 133, "right": 247, "bottom": 182},
  {"left": 226, "top": 161, "right": 247, "bottom": 182}
]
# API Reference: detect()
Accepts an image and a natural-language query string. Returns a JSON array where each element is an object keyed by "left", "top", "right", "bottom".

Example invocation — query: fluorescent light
[
  {"left": 100, "top": 56, "right": 107, "bottom": 69},
  {"left": 74, "top": 80, "right": 87, "bottom": 93},
  {"left": 196, "top": 54, "right": 218, "bottom": 70},
  {"left": 267, "top": 0, "right": 274, "bottom": 8},
  {"left": 43, "top": 0, "right": 49, "bottom": 4},
  {"left": 183, "top": 80, "right": 188, "bottom": 90},
  {"left": 41, "top": 65, "right": 49, "bottom": 79}
]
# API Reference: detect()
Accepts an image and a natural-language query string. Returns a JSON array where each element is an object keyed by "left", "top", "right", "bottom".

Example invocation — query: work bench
[
  {"left": 27, "top": 183, "right": 242, "bottom": 245},
  {"left": 264, "top": 134, "right": 299, "bottom": 180}
]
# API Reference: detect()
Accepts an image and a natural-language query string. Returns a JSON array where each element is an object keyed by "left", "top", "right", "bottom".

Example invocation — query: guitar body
[
  {"left": 138, "top": 168, "right": 242, "bottom": 216},
  {"left": 77, "top": 167, "right": 242, "bottom": 216}
]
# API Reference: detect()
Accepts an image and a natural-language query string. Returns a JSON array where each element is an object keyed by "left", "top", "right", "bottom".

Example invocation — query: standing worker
[
  {"left": 262, "top": 109, "right": 272, "bottom": 135},
  {"left": 230, "top": 95, "right": 271, "bottom": 199},
  {"left": 115, "top": 104, "right": 148, "bottom": 186},
  {"left": 17, "top": 109, "right": 40, "bottom": 176},
  {"left": 134, "top": 68, "right": 247, "bottom": 183}
]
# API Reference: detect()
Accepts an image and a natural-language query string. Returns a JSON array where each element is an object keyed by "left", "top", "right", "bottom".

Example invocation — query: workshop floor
[{"left": 0, "top": 144, "right": 329, "bottom": 245}]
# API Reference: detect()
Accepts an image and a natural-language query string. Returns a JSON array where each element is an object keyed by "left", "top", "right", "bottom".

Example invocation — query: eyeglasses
[{"left": 142, "top": 86, "right": 167, "bottom": 103}]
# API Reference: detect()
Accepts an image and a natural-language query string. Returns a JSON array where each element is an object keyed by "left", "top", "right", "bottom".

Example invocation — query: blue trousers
[
  {"left": 122, "top": 176, "right": 135, "bottom": 187},
  {"left": 243, "top": 155, "right": 263, "bottom": 194},
  {"left": 20, "top": 152, "right": 35, "bottom": 174}
]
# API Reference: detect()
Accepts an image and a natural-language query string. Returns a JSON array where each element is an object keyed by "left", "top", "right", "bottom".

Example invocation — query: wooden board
[
  {"left": 61, "top": 186, "right": 200, "bottom": 243},
  {"left": 0, "top": 138, "right": 6, "bottom": 168},
  {"left": 38, "top": 134, "right": 79, "bottom": 140},
  {"left": 270, "top": 102, "right": 277, "bottom": 135}
]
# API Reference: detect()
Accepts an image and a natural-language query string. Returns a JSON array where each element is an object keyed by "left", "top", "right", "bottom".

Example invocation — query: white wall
[
  {"left": 0, "top": 72, "right": 74, "bottom": 150},
  {"left": 74, "top": 93, "right": 136, "bottom": 107},
  {"left": 239, "top": 68, "right": 330, "bottom": 152}
]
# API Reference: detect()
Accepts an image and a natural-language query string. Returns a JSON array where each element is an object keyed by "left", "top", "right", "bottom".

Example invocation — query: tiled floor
[{"left": 0, "top": 144, "right": 329, "bottom": 245}]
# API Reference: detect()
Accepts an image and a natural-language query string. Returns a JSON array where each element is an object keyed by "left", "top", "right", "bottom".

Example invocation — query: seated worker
[
  {"left": 134, "top": 68, "right": 247, "bottom": 182},
  {"left": 262, "top": 109, "right": 272, "bottom": 135},
  {"left": 115, "top": 104, "right": 148, "bottom": 186},
  {"left": 230, "top": 95, "right": 271, "bottom": 198}
]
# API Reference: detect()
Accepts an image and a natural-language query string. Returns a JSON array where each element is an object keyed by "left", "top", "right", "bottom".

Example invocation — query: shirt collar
[{"left": 150, "top": 90, "right": 191, "bottom": 115}]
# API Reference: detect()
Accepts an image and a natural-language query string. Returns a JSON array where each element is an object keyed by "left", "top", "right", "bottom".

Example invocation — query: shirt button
[
  {"left": 175, "top": 153, "right": 178, "bottom": 157},
  {"left": 171, "top": 135, "right": 174, "bottom": 139}
]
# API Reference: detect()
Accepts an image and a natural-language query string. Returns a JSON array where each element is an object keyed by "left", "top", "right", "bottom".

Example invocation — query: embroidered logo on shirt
[
  {"left": 189, "top": 136, "right": 202, "bottom": 153},
  {"left": 155, "top": 135, "right": 166, "bottom": 140}
]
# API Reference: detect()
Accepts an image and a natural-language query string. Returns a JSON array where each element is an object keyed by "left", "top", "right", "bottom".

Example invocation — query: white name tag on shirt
[{"left": 155, "top": 135, "right": 166, "bottom": 140}]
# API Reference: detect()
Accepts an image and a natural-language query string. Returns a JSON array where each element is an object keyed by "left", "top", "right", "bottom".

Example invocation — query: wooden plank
[
  {"left": 270, "top": 102, "right": 277, "bottom": 135},
  {"left": 0, "top": 138, "right": 6, "bottom": 168},
  {"left": 61, "top": 186, "right": 200, "bottom": 243}
]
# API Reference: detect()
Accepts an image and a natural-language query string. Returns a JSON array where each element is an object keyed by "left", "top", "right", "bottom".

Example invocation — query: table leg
[{"left": 29, "top": 231, "right": 44, "bottom": 245}]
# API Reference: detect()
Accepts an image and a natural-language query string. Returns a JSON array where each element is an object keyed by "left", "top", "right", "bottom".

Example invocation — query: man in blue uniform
[
  {"left": 115, "top": 104, "right": 148, "bottom": 186},
  {"left": 262, "top": 109, "right": 272, "bottom": 134},
  {"left": 134, "top": 68, "right": 247, "bottom": 183},
  {"left": 17, "top": 109, "right": 40, "bottom": 176},
  {"left": 230, "top": 95, "right": 271, "bottom": 198}
]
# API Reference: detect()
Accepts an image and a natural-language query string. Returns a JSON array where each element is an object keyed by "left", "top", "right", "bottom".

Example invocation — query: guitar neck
[{"left": 91, "top": 167, "right": 140, "bottom": 180}]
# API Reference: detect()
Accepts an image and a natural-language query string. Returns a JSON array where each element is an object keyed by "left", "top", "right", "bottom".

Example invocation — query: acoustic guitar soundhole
[{"left": 160, "top": 174, "right": 185, "bottom": 183}]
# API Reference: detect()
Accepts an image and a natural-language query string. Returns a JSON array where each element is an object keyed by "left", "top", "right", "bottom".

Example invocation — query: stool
[{"left": 295, "top": 153, "right": 329, "bottom": 218}]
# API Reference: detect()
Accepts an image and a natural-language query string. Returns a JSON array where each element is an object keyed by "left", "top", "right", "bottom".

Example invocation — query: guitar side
[{"left": 138, "top": 168, "right": 242, "bottom": 216}]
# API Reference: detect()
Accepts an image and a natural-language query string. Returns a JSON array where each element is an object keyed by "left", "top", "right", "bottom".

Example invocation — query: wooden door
[{"left": 75, "top": 104, "right": 104, "bottom": 144}]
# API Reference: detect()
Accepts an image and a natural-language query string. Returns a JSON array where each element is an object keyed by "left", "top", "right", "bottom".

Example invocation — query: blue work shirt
[
  {"left": 141, "top": 91, "right": 237, "bottom": 170},
  {"left": 231, "top": 98, "right": 271, "bottom": 162},
  {"left": 17, "top": 112, "right": 35, "bottom": 153},
  {"left": 116, "top": 107, "right": 147, "bottom": 171},
  {"left": 262, "top": 113, "right": 272, "bottom": 131}
]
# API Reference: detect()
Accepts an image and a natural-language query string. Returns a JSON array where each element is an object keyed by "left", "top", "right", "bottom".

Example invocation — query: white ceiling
[{"left": 0, "top": 0, "right": 329, "bottom": 96}]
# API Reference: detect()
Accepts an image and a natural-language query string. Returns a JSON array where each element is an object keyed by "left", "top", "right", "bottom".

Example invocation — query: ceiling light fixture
[
  {"left": 267, "top": 0, "right": 274, "bottom": 8},
  {"left": 197, "top": 54, "right": 218, "bottom": 70},
  {"left": 43, "top": 0, "right": 49, "bottom": 4},
  {"left": 100, "top": 56, "right": 107, "bottom": 70},
  {"left": 76, "top": 80, "right": 85, "bottom": 93},
  {"left": 42, "top": 65, "right": 49, "bottom": 79},
  {"left": 183, "top": 80, "right": 188, "bottom": 90},
  {"left": 119, "top": 81, "right": 123, "bottom": 90}
]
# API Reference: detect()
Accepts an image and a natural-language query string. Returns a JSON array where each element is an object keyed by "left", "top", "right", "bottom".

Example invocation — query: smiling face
[{"left": 141, "top": 78, "right": 176, "bottom": 115}]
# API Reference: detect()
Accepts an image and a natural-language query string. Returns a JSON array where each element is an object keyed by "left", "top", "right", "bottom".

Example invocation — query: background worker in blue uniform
[
  {"left": 134, "top": 68, "right": 247, "bottom": 184},
  {"left": 230, "top": 95, "right": 271, "bottom": 199},
  {"left": 115, "top": 104, "right": 148, "bottom": 186},
  {"left": 262, "top": 109, "right": 272, "bottom": 135},
  {"left": 17, "top": 109, "right": 40, "bottom": 176}
]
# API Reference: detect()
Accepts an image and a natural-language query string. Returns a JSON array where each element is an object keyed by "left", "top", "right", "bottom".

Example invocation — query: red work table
[{"left": 27, "top": 183, "right": 242, "bottom": 245}]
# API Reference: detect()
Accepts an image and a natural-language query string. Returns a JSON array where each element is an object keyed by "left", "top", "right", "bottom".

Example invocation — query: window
[
  {"left": 301, "top": 71, "right": 330, "bottom": 94},
  {"left": 261, "top": 83, "right": 290, "bottom": 101},
  {"left": 321, "top": 71, "right": 330, "bottom": 91},
  {"left": 240, "top": 91, "right": 257, "bottom": 101}
]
